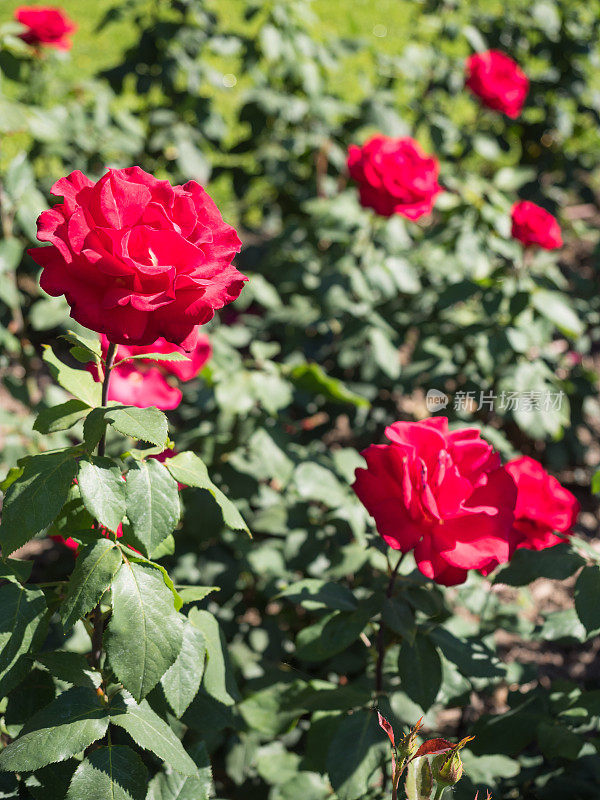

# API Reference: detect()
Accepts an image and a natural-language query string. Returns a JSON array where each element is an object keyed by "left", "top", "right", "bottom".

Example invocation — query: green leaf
[
  {"left": 383, "top": 597, "right": 417, "bottom": 644},
  {"left": 326, "top": 710, "right": 383, "bottom": 800},
  {"left": 0, "top": 582, "right": 47, "bottom": 695},
  {"left": 532, "top": 290, "right": 584, "bottom": 338},
  {"left": 493, "top": 544, "right": 584, "bottom": 586},
  {"left": 105, "top": 561, "right": 183, "bottom": 701},
  {"left": 161, "top": 619, "right": 206, "bottom": 717},
  {"left": 78, "top": 457, "right": 127, "bottom": 533},
  {"left": 397, "top": 632, "right": 442, "bottom": 710},
  {"left": 114, "top": 351, "right": 189, "bottom": 366},
  {"left": 277, "top": 579, "right": 357, "bottom": 612},
  {"left": 188, "top": 608, "right": 239, "bottom": 706},
  {"left": 118, "top": 544, "right": 183, "bottom": 611},
  {"left": 177, "top": 586, "right": 219, "bottom": 604},
  {"left": 404, "top": 756, "right": 433, "bottom": 800},
  {"left": 109, "top": 693, "right": 198, "bottom": 776},
  {"left": 42, "top": 346, "right": 102, "bottom": 407},
  {"left": 84, "top": 405, "right": 169, "bottom": 450},
  {"left": 165, "top": 452, "right": 249, "bottom": 534},
  {"left": 293, "top": 462, "right": 348, "bottom": 508},
  {"left": 575, "top": 566, "right": 600, "bottom": 636},
  {"left": 60, "top": 331, "right": 101, "bottom": 365},
  {"left": 146, "top": 741, "right": 212, "bottom": 800},
  {"left": 0, "top": 558, "right": 33, "bottom": 584},
  {"left": 125, "top": 460, "right": 180, "bottom": 556},
  {"left": 431, "top": 628, "right": 505, "bottom": 679},
  {"left": 65, "top": 745, "right": 147, "bottom": 800},
  {"left": 0, "top": 468, "right": 23, "bottom": 494},
  {"left": 289, "top": 363, "right": 370, "bottom": 408},
  {"left": 295, "top": 603, "right": 375, "bottom": 662},
  {"left": 36, "top": 651, "right": 101, "bottom": 690},
  {"left": 0, "top": 450, "right": 78, "bottom": 555},
  {"left": 33, "top": 399, "right": 89, "bottom": 434},
  {"left": 60, "top": 539, "right": 123, "bottom": 631},
  {"left": 0, "top": 686, "right": 109, "bottom": 772},
  {"left": 26, "top": 760, "right": 78, "bottom": 800}
]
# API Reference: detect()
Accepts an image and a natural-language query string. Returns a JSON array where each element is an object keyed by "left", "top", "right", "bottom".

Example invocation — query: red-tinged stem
[{"left": 375, "top": 552, "right": 406, "bottom": 694}]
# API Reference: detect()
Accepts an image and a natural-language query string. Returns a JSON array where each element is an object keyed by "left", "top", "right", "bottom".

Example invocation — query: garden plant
[{"left": 0, "top": 1, "right": 599, "bottom": 799}]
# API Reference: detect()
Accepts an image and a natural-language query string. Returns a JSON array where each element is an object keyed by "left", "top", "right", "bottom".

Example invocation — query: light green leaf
[
  {"left": 404, "top": 756, "right": 433, "bottom": 800},
  {"left": 146, "top": 742, "right": 212, "bottom": 800},
  {"left": 78, "top": 457, "right": 127, "bottom": 533},
  {"left": 165, "top": 452, "right": 249, "bottom": 534},
  {"left": 125, "top": 460, "right": 180, "bottom": 556},
  {"left": 0, "top": 450, "right": 77, "bottom": 555},
  {"left": 188, "top": 608, "right": 238, "bottom": 706},
  {"left": 115, "top": 351, "right": 189, "bottom": 367},
  {"left": 65, "top": 745, "right": 147, "bottom": 800},
  {"left": 60, "top": 539, "right": 123, "bottom": 631},
  {"left": 0, "top": 582, "right": 47, "bottom": 695},
  {"left": 161, "top": 619, "right": 206, "bottom": 718},
  {"left": 532, "top": 290, "right": 584, "bottom": 338},
  {"left": 110, "top": 693, "right": 198, "bottom": 776},
  {"left": 177, "top": 586, "right": 219, "bottom": 604},
  {"left": 0, "top": 687, "right": 109, "bottom": 772},
  {"left": 33, "top": 399, "right": 90, "bottom": 434},
  {"left": 326, "top": 710, "right": 383, "bottom": 800},
  {"left": 105, "top": 561, "right": 183, "bottom": 701},
  {"left": 42, "top": 346, "right": 101, "bottom": 407}
]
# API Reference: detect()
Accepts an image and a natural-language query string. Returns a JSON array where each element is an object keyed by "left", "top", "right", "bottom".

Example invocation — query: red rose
[
  {"left": 97, "top": 363, "right": 182, "bottom": 411},
  {"left": 511, "top": 200, "right": 562, "bottom": 250},
  {"left": 347, "top": 136, "right": 442, "bottom": 220},
  {"left": 30, "top": 167, "right": 246, "bottom": 350},
  {"left": 100, "top": 333, "right": 212, "bottom": 382},
  {"left": 15, "top": 6, "right": 76, "bottom": 51},
  {"left": 465, "top": 50, "right": 529, "bottom": 119},
  {"left": 505, "top": 456, "right": 579, "bottom": 551},
  {"left": 352, "top": 418, "right": 517, "bottom": 586}
]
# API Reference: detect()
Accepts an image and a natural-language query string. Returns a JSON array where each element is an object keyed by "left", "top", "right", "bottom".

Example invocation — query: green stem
[
  {"left": 434, "top": 786, "right": 445, "bottom": 800},
  {"left": 97, "top": 342, "right": 117, "bottom": 458},
  {"left": 375, "top": 552, "right": 406, "bottom": 694}
]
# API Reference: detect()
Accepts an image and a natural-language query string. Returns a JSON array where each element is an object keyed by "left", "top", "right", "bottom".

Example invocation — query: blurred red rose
[
  {"left": 98, "top": 363, "right": 182, "bottom": 410},
  {"left": 15, "top": 5, "right": 76, "bottom": 50},
  {"left": 511, "top": 200, "right": 562, "bottom": 249},
  {"left": 100, "top": 333, "right": 212, "bottom": 382},
  {"left": 30, "top": 167, "right": 245, "bottom": 350},
  {"left": 347, "top": 136, "right": 442, "bottom": 220},
  {"left": 352, "top": 418, "right": 517, "bottom": 586},
  {"left": 465, "top": 50, "right": 529, "bottom": 118},
  {"left": 506, "top": 456, "right": 579, "bottom": 551}
]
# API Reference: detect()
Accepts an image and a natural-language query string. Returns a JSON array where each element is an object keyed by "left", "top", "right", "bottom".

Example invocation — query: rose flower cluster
[{"left": 353, "top": 418, "right": 579, "bottom": 586}]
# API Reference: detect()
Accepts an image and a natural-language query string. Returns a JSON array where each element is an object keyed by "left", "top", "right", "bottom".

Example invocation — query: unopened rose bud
[
  {"left": 432, "top": 750, "right": 463, "bottom": 787},
  {"left": 398, "top": 717, "right": 423, "bottom": 760}
]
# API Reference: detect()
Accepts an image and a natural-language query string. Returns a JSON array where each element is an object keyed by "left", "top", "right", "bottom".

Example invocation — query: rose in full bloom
[
  {"left": 511, "top": 201, "right": 563, "bottom": 250},
  {"left": 505, "top": 456, "right": 579, "bottom": 551},
  {"left": 352, "top": 418, "right": 517, "bottom": 586},
  {"left": 30, "top": 167, "right": 245, "bottom": 350},
  {"left": 347, "top": 136, "right": 442, "bottom": 220},
  {"left": 15, "top": 6, "right": 76, "bottom": 50},
  {"left": 100, "top": 333, "right": 212, "bottom": 382},
  {"left": 465, "top": 50, "right": 529, "bottom": 118}
]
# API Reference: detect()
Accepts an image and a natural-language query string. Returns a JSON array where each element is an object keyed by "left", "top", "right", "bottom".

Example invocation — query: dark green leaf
[
  {"left": 277, "top": 579, "right": 357, "bottom": 611},
  {"left": 33, "top": 399, "right": 89, "bottom": 434},
  {"left": 493, "top": 543, "right": 584, "bottom": 586},
  {"left": 0, "top": 579, "right": 46, "bottom": 695},
  {"left": 0, "top": 450, "right": 77, "bottom": 555},
  {"left": 0, "top": 687, "right": 109, "bottom": 772},
  {"left": 431, "top": 628, "right": 505, "bottom": 678},
  {"left": 575, "top": 566, "right": 600, "bottom": 635},
  {"left": 146, "top": 741, "right": 212, "bottom": 800},
  {"left": 125, "top": 460, "right": 180, "bottom": 556},
  {"left": 383, "top": 597, "right": 416, "bottom": 643},
  {"left": 65, "top": 745, "right": 147, "bottom": 800},
  {"left": 326, "top": 710, "right": 383, "bottom": 800},
  {"left": 60, "top": 539, "right": 123, "bottom": 631},
  {"left": 397, "top": 632, "right": 442, "bottom": 710},
  {"left": 295, "top": 603, "right": 374, "bottom": 662},
  {"left": 84, "top": 405, "right": 168, "bottom": 451},
  {"left": 105, "top": 561, "right": 183, "bottom": 701}
]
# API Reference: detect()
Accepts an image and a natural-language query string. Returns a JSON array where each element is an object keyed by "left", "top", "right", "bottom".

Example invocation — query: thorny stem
[
  {"left": 90, "top": 341, "right": 117, "bottom": 669},
  {"left": 375, "top": 552, "right": 406, "bottom": 694}
]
